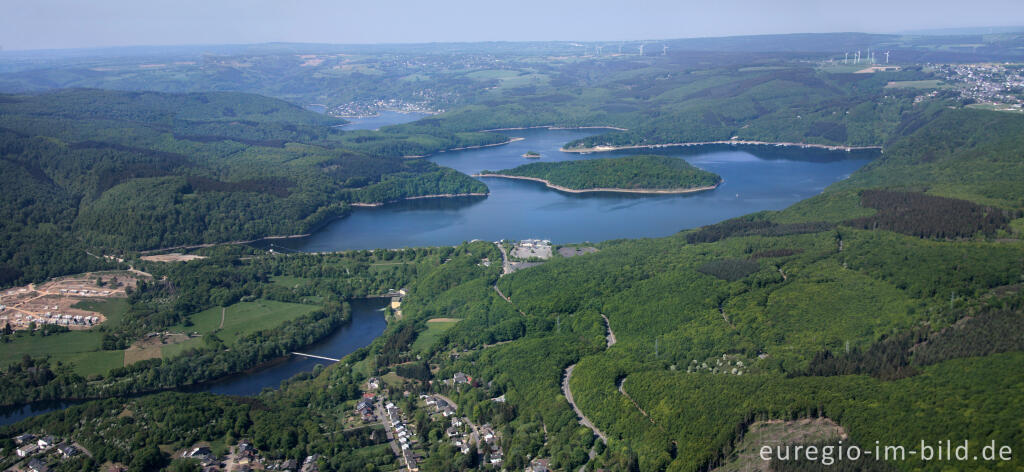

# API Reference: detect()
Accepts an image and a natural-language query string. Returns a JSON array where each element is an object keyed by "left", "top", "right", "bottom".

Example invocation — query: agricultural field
[
  {"left": 884, "top": 79, "right": 949, "bottom": 88},
  {"left": 410, "top": 318, "right": 461, "bottom": 354},
  {"left": 162, "top": 299, "right": 320, "bottom": 358}
]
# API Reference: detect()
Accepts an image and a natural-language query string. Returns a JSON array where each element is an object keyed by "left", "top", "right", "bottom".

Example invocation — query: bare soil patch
[
  {"left": 0, "top": 271, "right": 143, "bottom": 331},
  {"left": 714, "top": 417, "right": 847, "bottom": 472},
  {"left": 140, "top": 253, "right": 207, "bottom": 262}
]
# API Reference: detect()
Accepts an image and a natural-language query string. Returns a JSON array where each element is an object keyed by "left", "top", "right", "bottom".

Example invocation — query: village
[
  {"left": 2, "top": 433, "right": 89, "bottom": 472},
  {"left": 930, "top": 62, "right": 1024, "bottom": 111},
  {"left": 0, "top": 271, "right": 141, "bottom": 332},
  {"left": 353, "top": 370, "right": 507, "bottom": 472}
]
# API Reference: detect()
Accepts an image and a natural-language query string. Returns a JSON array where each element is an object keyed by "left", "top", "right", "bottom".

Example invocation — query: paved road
[
  {"left": 496, "top": 242, "right": 513, "bottom": 276},
  {"left": 562, "top": 364, "right": 608, "bottom": 444},
  {"left": 601, "top": 314, "right": 617, "bottom": 348}
]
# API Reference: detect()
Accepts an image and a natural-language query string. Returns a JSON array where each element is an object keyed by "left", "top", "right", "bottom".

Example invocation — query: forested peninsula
[{"left": 477, "top": 155, "right": 721, "bottom": 194}]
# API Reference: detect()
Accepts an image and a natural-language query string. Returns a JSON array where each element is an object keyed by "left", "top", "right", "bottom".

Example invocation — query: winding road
[
  {"left": 561, "top": 313, "right": 619, "bottom": 451},
  {"left": 562, "top": 364, "right": 607, "bottom": 444}
]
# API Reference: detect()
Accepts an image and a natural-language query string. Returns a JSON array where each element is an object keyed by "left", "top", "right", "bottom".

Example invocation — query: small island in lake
[
  {"left": 476, "top": 154, "right": 722, "bottom": 194},
  {"left": 523, "top": 150, "right": 541, "bottom": 158}
]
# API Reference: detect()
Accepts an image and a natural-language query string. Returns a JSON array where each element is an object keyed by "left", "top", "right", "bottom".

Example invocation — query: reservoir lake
[{"left": 263, "top": 122, "right": 875, "bottom": 253}]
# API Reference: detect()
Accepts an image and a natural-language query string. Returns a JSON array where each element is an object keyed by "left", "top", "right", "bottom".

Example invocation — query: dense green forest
[
  {"left": 0, "top": 89, "right": 497, "bottom": 287},
  {"left": 480, "top": 155, "right": 721, "bottom": 191}
]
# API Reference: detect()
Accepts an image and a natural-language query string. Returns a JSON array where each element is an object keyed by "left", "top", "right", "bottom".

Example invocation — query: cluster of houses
[
  {"left": 477, "top": 424, "right": 503, "bottom": 466},
  {"left": 11, "top": 434, "right": 83, "bottom": 472},
  {"left": 263, "top": 453, "right": 318, "bottom": 472},
  {"left": 424, "top": 393, "right": 505, "bottom": 467},
  {"left": 59, "top": 288, "right": 112, "bottom": 296},
  {"left": 382, "top": 400, "right": 420, "bottom": 472},
  {"left": 422, "top": 394, "right": 457, "bottom": 417},
  {"left": 179, "top": 440, "right": 282, "bottom": 472},
  {"left": 0, "top": 308, "right": 100, "bottom": 329}
]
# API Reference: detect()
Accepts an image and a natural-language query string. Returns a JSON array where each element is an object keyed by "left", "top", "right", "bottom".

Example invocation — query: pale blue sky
[{"left": 2, "top": 0, "right": 1023, "bottom": 51}]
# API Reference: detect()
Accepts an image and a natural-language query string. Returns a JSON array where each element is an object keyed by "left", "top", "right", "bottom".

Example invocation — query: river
[{"left": 0, "top": 298, "right": 388, "bottom": 426}]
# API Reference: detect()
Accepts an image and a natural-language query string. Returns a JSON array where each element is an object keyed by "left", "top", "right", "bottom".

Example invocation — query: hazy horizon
[{"left": 3, "top": 0, "right": 1024, "bottom": 52}]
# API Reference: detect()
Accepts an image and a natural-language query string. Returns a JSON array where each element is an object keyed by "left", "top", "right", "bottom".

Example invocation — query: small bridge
[{"left": 292, "top": 352, "right": 340, "bottom": 362}]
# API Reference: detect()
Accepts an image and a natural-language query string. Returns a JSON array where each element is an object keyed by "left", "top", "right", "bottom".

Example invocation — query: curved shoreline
[
  {"left": 350, "top": 192, "right": 489, "bottom": 207},
  {"left": 562, "top": 139, "right": 882, "bottom": 153},
  {"left": 478, "top": 125, "right": 629, "bottom": 132},
  {"left": 402, "top": 137, "right": 526, "bottom": 158},
  {"left": 474, "top": 174, "right": 720, "bottom": 194}
]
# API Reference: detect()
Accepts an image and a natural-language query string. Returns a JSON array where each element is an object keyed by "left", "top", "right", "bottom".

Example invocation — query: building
[
  {"left": 58, "top": 444, "right": 80, "bottom": 458},
  {"left": 27, "top": 458, "right": 49, "bottom": 472},
  {"left": 37, "top": 435, "right": 57, "bottom": 448},
  {"left": 17, "top": 443, "right": 39, "bottom": 457},
  {"left": 15, "top": 433, "right": 36, "bottom": 445},
  {"left": 529, "top": 458, "right": 551, "bottom": 472},
  {"left": 188, "top": 446, "right": 212, "bottom": 458},
  {"left": 453, "top": 372, "right": 470, "bottom": 384}
]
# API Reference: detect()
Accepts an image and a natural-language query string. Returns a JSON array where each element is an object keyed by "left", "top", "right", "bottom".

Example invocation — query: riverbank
[
  {"left": 562, "top": 139, "right": 882, "bottom": 153},
  {"left": 402, "top": 137, "right": 526, "bottom": 158},
  {"left": 474, "top": 174, "right": 720, "bottom": 195},
  {"left": 350, "top": 192, "right": 489, "bottom": 207}
]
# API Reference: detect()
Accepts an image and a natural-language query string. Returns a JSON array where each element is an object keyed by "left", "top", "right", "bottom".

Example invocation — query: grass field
[
  {"left": 380, "top": 371, "right": 406, "bottom": 389},
  {"left": 884, "top": 79, "right": 948, "bottom": 89},
  {"left": 967, "top": 103, "right": 1024, "bottom": 114},
  {"left": 162, "top": 299, "right": 319, "bottom": 358},
  {"left": 410, "top": 318, "right": 461, "bottom": 354},
  {"left": 0, "top": 298, "right": 130, "bottom": 376}
]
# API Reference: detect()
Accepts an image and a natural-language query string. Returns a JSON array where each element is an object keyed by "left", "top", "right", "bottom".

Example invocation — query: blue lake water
[
  {"left": 339, "top": 111, "right": 431, "bottom": 130},
  {"left": 264, "top": 127, "right": 875, "bottom": 252}
]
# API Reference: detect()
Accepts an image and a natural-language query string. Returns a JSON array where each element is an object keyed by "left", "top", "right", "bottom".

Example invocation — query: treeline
[
  {"left": 484, "top": 155, "right": 720, "bottom": 191},
  {"left": 685, "top": 216, "right": 834, "bottom": 244},
  {"left": 800, "top": 299, "right": 1024, "bottom": 380},
  {"left": 845, "top": 190, "right": 1015, "bottom": 239}
]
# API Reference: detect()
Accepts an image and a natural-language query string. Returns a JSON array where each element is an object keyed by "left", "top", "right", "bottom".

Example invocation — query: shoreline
[
  {"left": 350, "top": 192, "right": 489, "bottom": 207},
  {"left": 402, "top": 137, "right": 525, "bottom": 159},
  {"left": 138, "top": 233, "right": 312, "bottom": 254},
  {"left": 474, "top": 174, "right": 720, "bottom": 195},
  {"left": 478, "top": 125, "right": 629, "bottom": 132},
  {"left": 561, "top": 139, "right": 883, "bottom": 153}
]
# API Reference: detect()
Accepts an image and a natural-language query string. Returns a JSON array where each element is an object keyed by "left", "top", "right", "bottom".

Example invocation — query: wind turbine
[
  {"left": 662, "top": 44, "right": 668, "bottom": 55},
  {"left": 885, "top": 51, "right": 890, "bottom": 64},
  {"left": 639, "top": 43, "right": 645, "bottom": 56}
]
